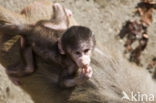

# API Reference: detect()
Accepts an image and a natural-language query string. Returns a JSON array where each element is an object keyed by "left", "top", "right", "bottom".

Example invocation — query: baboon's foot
[{"left": 6, "top": 63, "right": 34, "bottom": 77}]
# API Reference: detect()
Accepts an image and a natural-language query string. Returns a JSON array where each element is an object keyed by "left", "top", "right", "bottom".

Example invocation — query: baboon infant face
[
  {"left": 69, "top": 40, "right": 93, "bottom": 68},
  {"left": 60, "top": 26, "right": 95, "bottom": 69}
]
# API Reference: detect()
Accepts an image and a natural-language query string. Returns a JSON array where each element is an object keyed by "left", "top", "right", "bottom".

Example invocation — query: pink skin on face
[
  {"left": 71, "top": 45, "right": 92, "bottom": 68},
  {"left": 69, "top": 43, "right": 93, "bottom": 78}
]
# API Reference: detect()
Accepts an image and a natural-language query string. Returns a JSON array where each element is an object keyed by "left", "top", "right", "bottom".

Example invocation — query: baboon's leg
[
  {"left": 21, "top": 1, "right": 53, "bottom": 24},
  {"left": 0, "top": 6, "right": 26, "bottom": 24},
  {"left": 20, "top": 37, "right": 35, "bottom": 73},
  {"left": 7, "top": 37, "right": 35, "bottom": 77}
]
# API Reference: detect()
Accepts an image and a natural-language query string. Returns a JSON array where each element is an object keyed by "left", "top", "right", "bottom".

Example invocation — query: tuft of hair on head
[{"left": 61, "top": 26, "right": 95, "bottom": 50}]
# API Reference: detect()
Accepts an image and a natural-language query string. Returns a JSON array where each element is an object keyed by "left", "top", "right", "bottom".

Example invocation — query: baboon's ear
[{"left": 58, "top": 39, "right": 65, "bottom": 55}]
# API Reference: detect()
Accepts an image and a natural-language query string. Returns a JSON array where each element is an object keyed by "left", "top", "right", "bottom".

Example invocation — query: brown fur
[{"left": 0, "top": 3, "right": 95, "bottom": 88}]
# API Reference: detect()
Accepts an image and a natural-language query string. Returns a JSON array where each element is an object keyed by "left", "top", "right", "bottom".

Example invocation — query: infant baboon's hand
[
  {"left": 75, "top": 66, "right": 93, "bottom": 85},
  {"left": 81, "top": 65, "right": 93, "bottom": 79}
]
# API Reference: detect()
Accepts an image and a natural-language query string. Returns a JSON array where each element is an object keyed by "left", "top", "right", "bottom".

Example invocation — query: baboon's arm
[{"left": 0, "top": 24, "right": 32, "bottom": 35}]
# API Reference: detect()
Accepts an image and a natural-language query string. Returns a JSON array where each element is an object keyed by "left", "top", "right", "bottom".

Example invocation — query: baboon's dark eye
[
  {"left": 84, "top": 49, "right": 89, "bottom": 53},
  {"left": 75, "top": 51, "right": 81, "bottom": 55}
]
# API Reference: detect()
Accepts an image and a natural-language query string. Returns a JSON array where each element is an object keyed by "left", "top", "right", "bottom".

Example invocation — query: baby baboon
[
  {"left": 0, "top": 3, "right": 95, "bottom": 88},
  {"left": 1, "top": 2, "right": 70, "bottom": 75},
  {"left": 0, "top": 24, "right": 95, "bottom": 88}
]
